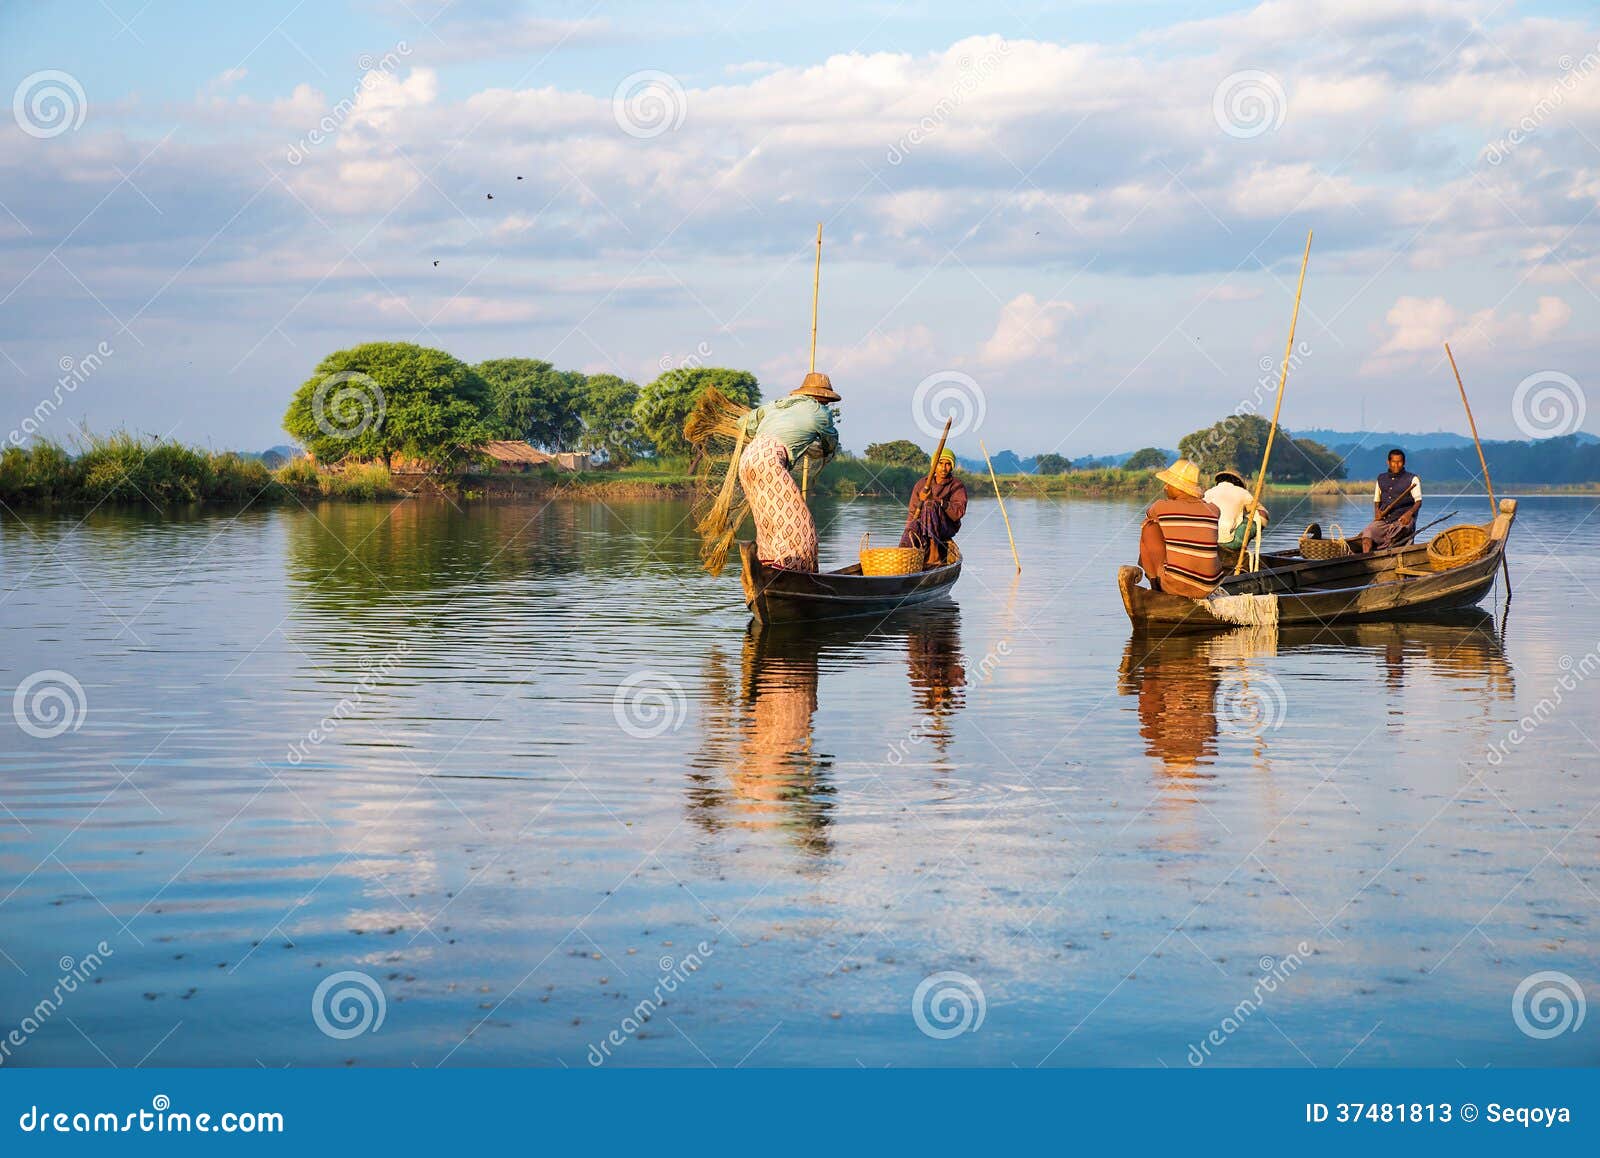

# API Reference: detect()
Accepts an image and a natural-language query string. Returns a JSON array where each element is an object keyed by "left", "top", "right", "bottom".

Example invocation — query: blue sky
[{"left": 3, "top": 0, "right": 1599, "bottom": 457}]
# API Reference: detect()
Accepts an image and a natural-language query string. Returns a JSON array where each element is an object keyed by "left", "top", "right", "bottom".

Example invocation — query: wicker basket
[
  {"left": 1298, "top": 522, "right": 1353, "bottom": 560},
  {"left": 860, "top": 533, "right": 924, "bottom": 576},
  {"left": 1426, "top": 524, "right": 1488, "bottom": 570}
]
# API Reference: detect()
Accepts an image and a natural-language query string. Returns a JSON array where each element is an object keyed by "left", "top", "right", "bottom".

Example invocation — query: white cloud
[
  {"left": 1366, "top": 294, "right": 1573, "bottom": 370},
  {"left": 983, "top": 294, "right": 1078, "bottom": 363}
]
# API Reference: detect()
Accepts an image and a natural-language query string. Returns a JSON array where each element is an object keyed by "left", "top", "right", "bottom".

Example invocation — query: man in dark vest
[{"left": 1358, "top": 448, "right": 1422, "bottom": 553}]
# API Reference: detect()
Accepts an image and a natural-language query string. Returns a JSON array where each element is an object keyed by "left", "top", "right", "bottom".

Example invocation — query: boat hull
[
  {"left": 1119, "top": 500, "right": 1516, "bottom": 632},
  {"left": 739, "top": 541, "right": 961, "bottom": 625}
]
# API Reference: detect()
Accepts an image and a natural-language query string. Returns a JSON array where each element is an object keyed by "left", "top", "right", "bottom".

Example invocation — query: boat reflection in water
[
  {"left": 1119, "top": 611, "right": 1515, "bottom": 772},
  {"left": 692, "top": 606, "right": 965, "bottom": 855}
]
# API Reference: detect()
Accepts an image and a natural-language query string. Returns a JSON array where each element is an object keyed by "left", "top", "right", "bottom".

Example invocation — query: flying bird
[
  {"left": 433, "top": 260, "right": 440, "bottom": 267},
  {"left": 516, "top": 176, "right": 523, "bottom": 180},
  {"left": 486, "top": 193, "right": 494, "bottom": 200}
]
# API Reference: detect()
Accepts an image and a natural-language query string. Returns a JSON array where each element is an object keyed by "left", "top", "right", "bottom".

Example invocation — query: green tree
[
  {"left": 284, "top": 342, "right": 494, "bottom": 469},
  {"left": 477, "top": 358, "right": 586, "bottom": 450},
  {"left": 634, "top": 367, "right": 760, "bottom": 459},
  {"left": 1177, "top": 413, "right": 1344, "bottom": 483},
  {"left": 1122, "top": 446, "right": 1169, "bottom": 471},
  {"left": 1034, "top": 452, "right": 1071, "bottom": 474},
  {"left": 578, "top": 373, "right": 652, "bottom": 466},
  {"left": 865, "top": 439, "right": 931, "bottom": 469}
]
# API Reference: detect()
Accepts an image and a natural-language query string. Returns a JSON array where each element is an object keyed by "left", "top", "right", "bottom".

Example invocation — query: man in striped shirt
[{"left": 1138, "top": 458, "right": 1224, "bottom": 597}]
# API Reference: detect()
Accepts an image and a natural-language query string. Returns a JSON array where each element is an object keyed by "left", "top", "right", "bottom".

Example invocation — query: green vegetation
[
  {"left": 1177, "top": 413, "right": 1345, "bottom": 484},
  {"left": 864, "top": 439, "right": 931, "bottom": 469},
  {"left": 578, "top": 373, "right": 650, "bottom": 466},
  {"left": 477, "top": 357, "right": 586, "bottom": 450},
  {"left": 283, "top": 342, "right": 496, "bottom": 469},
  {"left": 634, "top": 367, "right": 760, "bottom": 458},
  {"left": 1033, "top": 453, "right": 1071, "bottom": 474},
  {"left": 1122, "top": 446, "right": 1169, "bottom": 471}
]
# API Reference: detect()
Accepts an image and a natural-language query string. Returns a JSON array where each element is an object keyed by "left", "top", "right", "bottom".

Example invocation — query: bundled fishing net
[
  {"left": 1206, "top": 590, "right": 1280, "bottom": 628},
  {"left": 685, "top": 387, "right": 755, "bottom": 576}
]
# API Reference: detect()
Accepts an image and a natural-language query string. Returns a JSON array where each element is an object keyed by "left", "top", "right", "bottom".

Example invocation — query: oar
[
  {"left": 1412, "top": 510, "right": 1458, "bottom": 537},
  {"left": 1236, "top": 229, "right": 1313, "bottom": 573},
  {"left": 1443, "top": 342, "right": 1512, "bottom": 600},
  {"left": 801, "top": 222, "right": 823, "bottom": 500},
  {"left": 980, "top": 438, "right": 1021, "bottom": 573}
]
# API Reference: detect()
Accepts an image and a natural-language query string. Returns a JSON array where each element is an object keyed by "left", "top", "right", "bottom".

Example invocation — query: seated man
[
  {"left": 1139, "top": 458, "right": 1223, "bottom": 596},
  {"left": 900, "top": 448, "right": 968, "bottom": 564},
  {"left": 1358, "top": 448, "right": 1422, "bottom": 553},
  {"left": 1203, "top": 469, "right": 1269, "bottom": 555}
]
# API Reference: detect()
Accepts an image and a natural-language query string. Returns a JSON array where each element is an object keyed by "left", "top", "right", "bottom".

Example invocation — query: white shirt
[
  {"left": 1203, "top": 480, "right": 1267, "bottom": 541},
  {"left": 1372, "top": 476, "right": 1423, "bottom": 505}
]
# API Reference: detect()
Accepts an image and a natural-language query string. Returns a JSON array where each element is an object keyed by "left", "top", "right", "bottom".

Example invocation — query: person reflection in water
[
  {"left": 905, "top": 606, "right": 966, "bottom": 759},
  {"left": 1118, "top": 633, "right": 1220, "bottom": 776}
]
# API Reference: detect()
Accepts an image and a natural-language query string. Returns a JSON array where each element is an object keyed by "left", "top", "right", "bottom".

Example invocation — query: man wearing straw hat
[
  {"left": 1139, "top": 458, "right": 1224, "bottom": 597},
  {"left": 733, "top": 372, "right": 841, "bottom": 572},
  {"left": 900, "top": 448, "right": 968, "bottom": 565}
]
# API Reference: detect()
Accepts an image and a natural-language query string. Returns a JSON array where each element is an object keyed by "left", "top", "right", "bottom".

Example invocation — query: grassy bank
[{"left": 0, "top": 435, "right": 401, "bottom": 508}]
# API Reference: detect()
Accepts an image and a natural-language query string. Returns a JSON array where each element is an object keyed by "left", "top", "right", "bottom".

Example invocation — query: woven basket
[
  {"left": 860, "top": 533, "right": 924, "bottom": 576},
  {"left": 1298, "top": 522, "right": 1353, "bottom": 560},
  {"left": 1426, "top": 524, "right": 1488, "bottom": 570}
]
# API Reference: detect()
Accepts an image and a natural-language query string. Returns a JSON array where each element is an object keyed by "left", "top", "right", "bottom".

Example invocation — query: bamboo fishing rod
[
  {"left": 801, "top": 222, "right": 823, "bottom": 499},
  {"left": 980, "top": 439, "right": 1021, "bottom": 573},
  {"left": 1235, "top": 229, "right": 1313, "bottom": 574},
  {"left": 1444, "top": 341, "right": 1511, "bottom": 598}
]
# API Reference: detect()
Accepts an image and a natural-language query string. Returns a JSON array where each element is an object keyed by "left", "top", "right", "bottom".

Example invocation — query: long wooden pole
[
  {"left": 1444, "top": 341, "right": 1510, "bottom": 598},
  {"left": 802, "top": 223, "right": 823, "bottom": 497},
  {"left": 981, "top": 439, "right": 1021, "bottom": 573},
  {"left": 1235, "top": 229, "right": 1313, "bottom": 574},
  {"left": 1444, "top": 342, "right": 1495, "bottom": 514}
]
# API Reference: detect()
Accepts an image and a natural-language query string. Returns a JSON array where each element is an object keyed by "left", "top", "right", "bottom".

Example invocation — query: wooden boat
[
  {"left": 1119, "top": 500, "right": 1516, "bottom": 631},
  {"left": 738, "top": 540, "right": 961, "bottom": 625}
]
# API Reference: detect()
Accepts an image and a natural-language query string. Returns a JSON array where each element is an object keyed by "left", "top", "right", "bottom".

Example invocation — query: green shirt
[{"left": 740, "top": 396, "right": 839, "bottom": 465}]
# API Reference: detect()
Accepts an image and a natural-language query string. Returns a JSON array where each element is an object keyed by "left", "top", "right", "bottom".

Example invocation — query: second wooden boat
[
  {"left": 1119, "top": 500, "right": 1516, "bottom": 631},
  {"left": 738, "top": 541, "right": 961, "bottom": 625}
]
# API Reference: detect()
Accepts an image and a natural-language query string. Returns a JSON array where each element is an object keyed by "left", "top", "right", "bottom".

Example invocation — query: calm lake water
[{"left": 2, "top": 491, "right": 1597, "bottom": 1067}]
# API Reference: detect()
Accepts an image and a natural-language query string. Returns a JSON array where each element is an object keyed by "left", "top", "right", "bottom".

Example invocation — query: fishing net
[
  {"left": 686, "top": 387, "right": 755, "bottom": 576},
  {"left": 1206, "top": 591, "right": 1280, "bottom": 628}
]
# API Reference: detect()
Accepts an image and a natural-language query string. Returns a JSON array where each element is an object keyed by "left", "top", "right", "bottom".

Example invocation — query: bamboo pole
[
  {"left": 809, "top": 223, "right": 823, "bottom": 373},
  {"left": 1444, "top": 341, "right": 1510, "bottom": 598},
  {"left": 1444, "top": 342, "right": 1495, "bottom": 514},
  {"left": 802, "top": 223, "right": 823, "bottom": 497},
  {"left": 1235, "top": 229, "right": 1313, "bottom": 574},
  {"left": 980, "top": 439, "right": 1021, "bottom": 573}
]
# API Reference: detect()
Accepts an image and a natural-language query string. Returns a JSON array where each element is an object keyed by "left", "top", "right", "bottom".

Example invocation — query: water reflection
[
  {"left": 1118, "top": 611, "right": 1514, "bottom": 775},
  {"left": 692, "top": 606, "right": 966, "bottom": 854}
]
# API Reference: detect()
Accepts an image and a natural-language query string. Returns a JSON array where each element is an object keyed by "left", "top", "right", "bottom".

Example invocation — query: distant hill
[
  {"left": 954, "top": 448, "right": 1178, "bottom": 474},
  {"left": 1290, "top": 429, "right": 1475, "bottom": 452},
  {"left": 1337, "top": 434, "right": 1600, "bottom": 484}
]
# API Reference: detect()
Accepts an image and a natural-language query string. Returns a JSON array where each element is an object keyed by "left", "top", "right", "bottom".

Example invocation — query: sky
[{"left": 2, "top": 0, "right": 1599, "bottom": 459}]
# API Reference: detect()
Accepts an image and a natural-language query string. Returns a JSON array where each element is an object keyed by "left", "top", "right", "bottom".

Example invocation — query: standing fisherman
[
  {"left": 735, "top": 372, "right": 841, "bottom": 571},
  {"left": 900, "top": 449, "right": 968, "bottom": 564}
]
